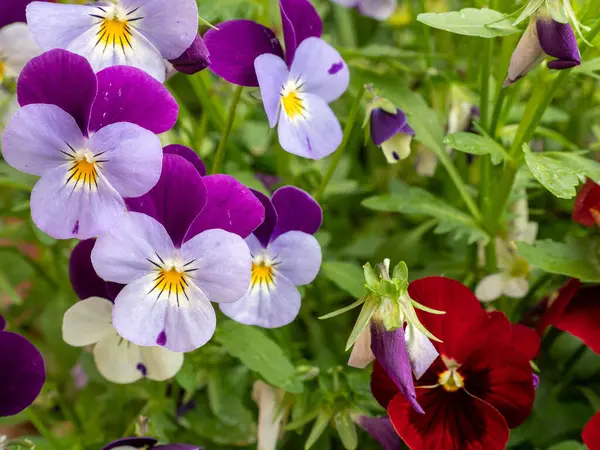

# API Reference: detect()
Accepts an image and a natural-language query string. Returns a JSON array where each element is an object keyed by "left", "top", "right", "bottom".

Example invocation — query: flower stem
[
  {"left": 26, "top": 408, "right": 62, "bottom": 450},
  {"left": 314, "top": 85, "right": 366, "bottom": 201},
  {"left": 210, "top": 85, "right": 243, "bottom": 174}
]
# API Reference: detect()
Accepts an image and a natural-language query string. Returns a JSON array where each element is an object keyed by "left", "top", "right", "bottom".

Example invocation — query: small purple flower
[
  {"left": 168, "top": 34, "right": 211, "bottom": 76},
  {"left": 102, "top": 437, "right": 202, "bottom": 450},
  {"left": 205, "top": 0, "right": 322, "bottom": 87},
  {"left": 91, "top": 152, "right": 265, "bottom": 352},
  {"left": 26, "top": 0, "right": 199, "bottom": 82},
  {"left": 370, "top": 107, "right": 415, "bottom": 163},
  {"left": 505, "top": 16, "right": 580, "bottom": 86},
  {"left": 0, "top": 315, "right": 46, "bottom": 417},
  {"left": 330, "top": 0, "right": 397, "bottom": 21},
  {"left": 221, "top": 186, "right": 322, "bottom": 328},
  {"left": 2, "top": 49, "right": 177, "bottom": 240}
]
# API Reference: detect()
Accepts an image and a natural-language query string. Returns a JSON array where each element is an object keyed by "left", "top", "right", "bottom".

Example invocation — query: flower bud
[
  {"left": 368, "top": 103, "right": 415, "bottom": 163},
  {"left": 168, "top": 34, "right": 211, "bottom": 75}
]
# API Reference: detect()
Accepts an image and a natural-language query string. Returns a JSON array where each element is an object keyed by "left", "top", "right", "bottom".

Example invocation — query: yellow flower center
[
  {"left": 509, "top": 257, "right": 530, "bottom": 278},
  {"left": 98, "top": 16, "right": 133, "bottom": 50},
  {"left": 281, "top": 90, "right": 304, "bottom": 119},
  {"left": 0, "top": 60, "right": 5, "bottom": 83},
  {"left": 67, "top": 154, "right": 100, "bottom": 189},
  {"left": 251, "top": 261, "right": 274, "bottom": 288},
  {"left": 438, "top": 356, "right": 464, "bottom": 392},
  {"left": 154, "top": 268, "right": 189, "bottom": 302}
]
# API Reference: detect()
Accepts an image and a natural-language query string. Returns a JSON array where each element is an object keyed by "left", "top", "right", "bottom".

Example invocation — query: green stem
[
  {"left": 210, "top": 85, "right": 243, "bottom": 174},
  {"left": 26, "top": 408, "right": 61, "bottom": 450},
  {"left": 333, "top": 5, "right": 356, "bottom": 48},
  {"left": 314, "top": 85, "right": 366, "bottom": 201},
  {"left": 188, "top": 74, "right": 224, "bottom": 130},
  {"left": 418, "top": 0, "right": 433, "bottom": 68},
  {"left": 489, "top": 88, "right": 507, "bottom": 138}
]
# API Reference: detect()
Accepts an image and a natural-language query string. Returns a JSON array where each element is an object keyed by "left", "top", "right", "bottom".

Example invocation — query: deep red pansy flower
[
  {"left": 584, "top": 412, "right": 600, "bottom": 450},
  {"left": 573, "top": 179, "right": 600, "bottom": 228},
  {"left": 371, "top": 276, "right": 538, "bottom": 450}
]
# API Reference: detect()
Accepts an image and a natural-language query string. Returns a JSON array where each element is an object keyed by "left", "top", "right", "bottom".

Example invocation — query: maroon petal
[
  {"left": 17, "top": 49, "right": 97, "bottom": 135},
  {"left": 126, "top": 154, "right": 207, "bottom": 248},
  {"left": 270, "top": 186, "right": 322, "bottom": 241},
  {"left": 185, "top": 175, "right": 265, "bottom": 240},
  {"left": 168, "top": 34, "right": 211, "bottom": 75},
  {"left": 583, "top": 412, "right": 600, "bottom": 450},
  {"left": 0, "top": 330, "right": 46, "bottom": 417},
  {"left": 371, "top": 322, "right": 423, "bottom": 414},
  {"left": 358, "top": 416, "right": 402, "bottom": 450},
  {"left": 69, "top": 239, "right": 110, "bottom": 300},
  {"left": 573, "top": 179, "right": 600, "bottom": 227},
  {"left": 204, "top": 20, "right": 284, "bottom": 87},
  {"left": 250, "top": 189, "right": 278, "bottom": 247},
  {"left": 536, "top": 19, "right": 581, "bottom": 70},
  {"left": 537, "top": 279, "right": 581, "bottom": 334},
  {"left": 89, "top": 66, "right": 178, "bottom": 134},
  {"left": 163, "top": 144, "right": 206, "bottom": 176},
  {"left": 280, "top": 0, "right": 323, "bottom": 65},
  {"left": 370, "top": 108, "right": 411, "bottom": 146},
  {"left": 102, "top": 438, "right": 158, "bottom": 450}
]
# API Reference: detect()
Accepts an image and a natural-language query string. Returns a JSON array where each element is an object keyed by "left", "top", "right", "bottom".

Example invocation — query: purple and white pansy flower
[
  {"left": 0, "top": 315, "right": 46, "bottom": 417},
  {"left": 221, "top": 186, "right": 322, "bottom": 329},
  {"left": 330, "top": 0, "right": 397, "bottom": 21},
  {"left": 102, "top": 437, "right": 201, "bottom": 450},
  {"left": 1, "top": 49, "right": 176, "bottom": 240},
  {"left": 370, "top": 106, "right": 415, "bottom": 164},
  {"left": 92, "top": 151, "right": 265, "bottom": 353},
  {"left": 26, "top": 0, "right": 199, "bottom": 82}
]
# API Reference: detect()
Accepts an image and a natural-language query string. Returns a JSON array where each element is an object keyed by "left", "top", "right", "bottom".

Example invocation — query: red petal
[
  {"left": 371, "top": 361, "right": 401, "bottom": 408},
  {"left": 388, "top": 388, "right": 509, "bottom": 450},
  {"left": 573, "top": 179, "right": 600, "bottom": 227},
  {"left": 583, "top": 412, "right": 600, "bottom": 450},
  {"left": 465, "top": 346, "right": 535, "bottom": 428},
  {"left": 537, "top": 279, "right": 581, "bottom": 335},
  {"left": 408, "top": 277, "right": 488, "bottom": 363},
  {"left": 510, "top": 324, "right": 541, "bottom": 361}
]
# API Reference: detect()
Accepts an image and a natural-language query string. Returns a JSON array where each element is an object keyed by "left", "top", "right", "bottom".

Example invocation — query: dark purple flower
[
  {"left": 505, "top": 17, "right": 580, "bottom": 86},
  {"left": 0, "top": 316, "right": 46, "bottom": 417},
  {"left": 168, "top": 34, "right": 211, "bottom": 75},
  {"left": 204, "top": 0, "right": 322, "bottom": 87},
  {"left": 102, "top": 438, "right": 202, "bottom": 450},
  {"left": 370, "top": 108, "right": 415, "bottom": 163},
  {"left": 358, "top": 416, "right": 402, "bottom": 450},
  {"left": 0, "top": 0, "right": 53, "bottom": 28},
  {"left": 221, "top": 186, "right": 322, "bottom": 328},
  {"left": 2, "top": 49, "right": 178, "bottom": 240}
]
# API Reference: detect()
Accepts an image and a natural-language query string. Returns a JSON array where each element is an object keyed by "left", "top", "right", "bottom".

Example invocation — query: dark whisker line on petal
[
  {"left": 183, "top": 259, "right": 196, "bottom": 267},
  {"left": 127, "top": 16, "right": 144, "bottom": 22},
  {"left": 147, "top": 258, "right": 163, "bottom": 269},
  {"left": 155, "top": 253, "right": 166, "bottom": 265},
  {"left": 126, "top": 6, "right": 141, "bottom": 16},
  {"left": 89, "top": 13, "right": 105, "bottom": 19}
]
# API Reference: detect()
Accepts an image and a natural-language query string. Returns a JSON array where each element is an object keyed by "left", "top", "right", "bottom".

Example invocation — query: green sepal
[
  {"left": 318, "top": 297, "right": 366, "bottom": 320},
  {"left": 546, "top": 0, "right": 569, "bottom": 23},
  {"left": 305, "top": 409, "right": 333, "bottom": 450},
  {"left": 379, "top": 279, "right": 397, "bottom": 298},
  {"left": 334, "top": 411, "right": 358, "bottom": 450},
  {"left": 411, "top": 300, "right": 446, "bottom": 315},
  {"left": 380, "top": 296, "right": 402, "bottom": 331},
  {"left": 392, "top": 261, "right": 408, "bottom": 282},
  {"left": 345, "top": 296, "right": 379, "bottom": 351},
  {"left": 363, "top": 263, "right": 379, "bottom": 289}
]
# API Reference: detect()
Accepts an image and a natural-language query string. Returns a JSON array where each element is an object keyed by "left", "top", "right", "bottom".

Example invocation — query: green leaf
[
  {"left": 443, "top": 131, "right": 509, "bottom": 164},
  {"left": 305, "top": 410, "right": 333, "bottom": 450},
  {"left": 363, "top": 183, "right": 489, "bottom": 244},
  {"left": 345, "top": 296, "right": 378, "bottom": 351},
  {"left": 417, "top": 8, "right": 520, "bottom": 38},
  {"left": 523, "top": 145, "right": 600, "bottom": 198},
  {"left": 517, "top": 237, "right": 600, "bottom": 282},
  {"left": 334, "top": 411, "right": 358, "bottom": 450},
  {"left": 215, "top": 320, "right": 304, "bottom": 393},
  {"left": 321, "top": 261, "right": 366, "bottom": 298},
  {"left": 547, "top": 442, "right": 587, "bottom": 450},
  {"left": 579, "top": 387, "right": 600, "bottom": 411},
  {"left": 207, "top": 366, "right": 255, "bottom": 426}
]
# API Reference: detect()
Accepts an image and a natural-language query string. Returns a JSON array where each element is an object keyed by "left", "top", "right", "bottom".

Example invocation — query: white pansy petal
[
  {"left": 348, "top": 325, "right": 375, "bottom": 369},
  {"left": 180, "top": 229, "right": 252, "bottom": 304},
  {"left": 0, "top": 23, "right": 40, "bottom": 78},
  {"left": 93, "top": 332, "right": 143, "bottom": 384},
  {"left": 358, "top": 0, "right": 398, "bottom": 20},
  {"left": 269, "top": 231, "right": 322, "bottom": 286},
  {"left": 404, "top": 324, "right": 438, "bottom": 379},
  {"left": 504, "top": 277, "right": 529, "bottom": 298},
  {"left": 246, "top": 234, "right": 266, "bottom": 256},
  {"left": 139, "top": 346, "right": 183, "bottom": 381},
  {"left": 26, "top": 3, "right": 96, "bottom": 50},
  {"left": 475, "top": 273, "right": 506, "bottom": 302},
  {"left": 62, "top": 297, "right": 114, "bottom": 347}
]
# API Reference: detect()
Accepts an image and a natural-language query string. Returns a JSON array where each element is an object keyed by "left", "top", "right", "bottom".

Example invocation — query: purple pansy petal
[
  {"left": 280, "top": 0, "right": 323, "bottom": 65},
  {"left": 185, "top": 175, "right": 265, "bottom": 241},
  {"left": 533, "top": 373, "right": 540, "bottom": 389},
  {"left": 163, "top": 145, "right": 206, "bottom": 176},
  {"left": 536, "top": 19, "right": 581, "bottom": 70},
  {"left": 17, "top": 49, "right": 97, "bottom": 134},
  {"left": 92, "top": 212, "right": 175, "bottom": 285},
  {"left": 250, "top": 190, "right": 278, "bottom": 248},
  {"left": 289, "top": 37, "right": 349, "bottom": 103},
  {"left": 358, "top": 0, "right": 397, "bottom": 20},
  {"left": 220, "top": 267, "right": 301, "bottom": 328},
  {"left": 102, "top": 437, "right": 158, "bottom": 450},
  {"left": 30, "top": 166, "right": 124, "bottom": 240},
  {"left": 1, "top": 0, "right": 51, "bottom": 28},
  {"left": 370, "top": 108, "right": 408, "bottom": 146},
  {"left": 399, "top": 121, "right": 415, "bottom": 135},
  {"left": 2, "top": 104, "right": 84, "bottom": 176},
  {"left": 0, "top": 331, "right": 45, "bottom": 417},
  {"left": 255, "top": 53, "right": 289, "bottom": 128},
  {"left": 69, "top": 239, "right": 109, "bottom": 300},
  {"left": 119, "top": 0, "right": 198, "bottom": 60},
  {"left": 358, "top": 416, "right": 402, "bottom": 450},
  {"left": 126, "top": 154, "right": 207, "bottom": 248},
  {"left": 204, "top": 20, "right": 284, "bottom": 87},
  {"left": 370, "top": 322, "right": 423, "bottom": 414},
  {"left": 268, "top": 231, "right": 321, "bottom": 285},
  {"left": 271, "top": 186, "right": 322, "bottom": 241},
  {"left": 180, "top": 229, "right": 252, "bottom": 304},
  {"left": 168, "top": 34, "right": 211, "bottom": 75},
  {"left": 154, "top": 446, "right": 203, "bottom": 450},
  {"left": 89, "top": 66, "right": 178, "bottom": 134},
  {"left": 89, "top": 122, "right": 162, "bottom": 198},
  {"left": 278, "top": 93, "right": 342, "bottom": 159}
]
